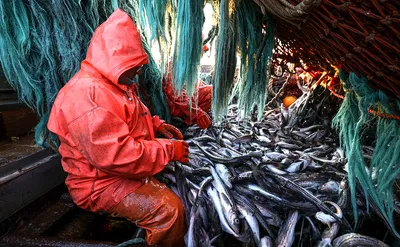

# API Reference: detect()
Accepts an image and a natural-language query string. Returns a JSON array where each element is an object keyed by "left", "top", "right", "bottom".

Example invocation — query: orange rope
[
  {"left": 368, "top": 108, "right": 400, "bottom": 121},
  {"left": 326, "top": 86, "right": 400, "bottom": 120},
  {"left": 328, "top": 87, "right": 345, "bottom": 99},
  {"left": 311, "top": 72, "right": 328, "bottom": 90},
  {"left": 326, "top": 81, "right": 345, "bottom": 99}
]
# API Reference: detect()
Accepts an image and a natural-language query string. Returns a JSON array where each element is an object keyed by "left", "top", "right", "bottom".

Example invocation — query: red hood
[{"left": 83, "top": 9, "right": 148, "bottom": 87}]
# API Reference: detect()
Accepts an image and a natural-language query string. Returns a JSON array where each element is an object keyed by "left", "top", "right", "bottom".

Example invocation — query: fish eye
[{"left": 234, "top": 218, "right": 240, "bottom": 224}]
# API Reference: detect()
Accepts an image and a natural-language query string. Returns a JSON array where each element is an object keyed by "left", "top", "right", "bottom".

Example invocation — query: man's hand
[
  {"left": 196, "top": 112, "right": 211, "bottom": 129},
  {"left": 171, "top": 140, "right": 189, "bottom": 163},
  {"left": 158, "top": 123, "right": 183, "bottom": 140}
]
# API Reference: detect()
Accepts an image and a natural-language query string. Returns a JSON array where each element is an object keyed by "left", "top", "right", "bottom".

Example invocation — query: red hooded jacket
[{"left": 48, "top": 9, "right": 174, "bottom": 213}]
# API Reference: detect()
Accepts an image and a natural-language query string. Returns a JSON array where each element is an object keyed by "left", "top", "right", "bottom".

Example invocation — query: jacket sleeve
[
  {"left": 163, "top": 78, "right": 205, "bottom": 124},
  {"left": 174, "top": 97, "right": 205, "bottom": 124},
  {"left": 68, "top": 106, "right": 174, "bottom": 179},
  {"left": 152, "top": 115, "right": 165, "bottom": 134}
]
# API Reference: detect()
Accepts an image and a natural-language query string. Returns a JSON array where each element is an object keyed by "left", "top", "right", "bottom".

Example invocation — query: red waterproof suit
[
  {"left": 48, "top": 9, "right": 185, "bottom": 246},
  {"left": 163, "top": 74, "right": 212, "bottom": 128}
]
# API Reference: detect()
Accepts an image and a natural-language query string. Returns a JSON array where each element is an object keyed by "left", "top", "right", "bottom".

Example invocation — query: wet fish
[
  {"left": 265, "top": 164, "right": 288, "bottom": 175},
  {"left": 305, "top": 216, "right": 321, "bottom": 241},
  {"left": 316, "top": 222, "right": 340, "bottom": 247},
  {"left": 266, "top": 172, "right": 349, "bottom": 229},
  {"left": 175, "top": 164, "right": 191, "bottom": 226},
  {"left": 276, "top": 210, "right": 300, "bottom": 247},
  {"left": 315, "top": 201, "right": 343, "bottom": 227},
  {"left": 285, "top": 160, "right": 308, "bottom": 173},
  {"left": 232, "top": 189, "right": 276, "bottom": 239},
  {"left": 320, "top": 181, "right": 340, "bottom": 194},
  {"left": 247, "top": 184, "right": 285, "bottom": 203},
  {"left": 206, "top": 187, "right": 240, "bottom": 237},
  {"left": 255, "top": 202, "right": 283, "bottom": 227},
  {"left": 237, "top": 205, "right": 260, "bottom": 246},
  {"left": 210, "top": 166, "right": 240, "bottom": 234},
  {"left": 332, "top": 233, "right": 389, "bottom": 247},
  {"left": 215, "top": 163, "right": 233, "bottom": 188},
  {"left": 260, "top": 236, "right": 274, "bottom": 247},
  {"left": 164, "top": 89, "right": 390, "bottom": 246},
  {"left": 186, "top": 203, "right": 201, "bottom": 247},
  {"left": 276, "top": 141, "right": 303, "bottom": 150},
  {"left": 264, "top": 152, "right": 288, "bottom": 161}
]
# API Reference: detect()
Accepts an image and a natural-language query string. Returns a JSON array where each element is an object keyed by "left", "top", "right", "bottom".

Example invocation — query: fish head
[
  {"left": 198, "top": 227, "right": 211, "bottom": 247},
  {"left": 320, "top": 181, "right": 339, "bottom": 194},
  {"left": 315, "top": 212, "right": 336, "bottom": 226},
  {"left": 227, "top": 209, "right": 241, "bottom": 233}
]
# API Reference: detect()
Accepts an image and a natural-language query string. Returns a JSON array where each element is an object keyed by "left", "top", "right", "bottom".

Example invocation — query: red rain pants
[{"left": 109, "top": 177, "right": 186, "bottom": 247}]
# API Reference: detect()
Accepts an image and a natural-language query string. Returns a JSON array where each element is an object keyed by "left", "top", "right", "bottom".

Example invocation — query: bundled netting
[
  {"left": 0, "top": 0, "right": 283, "bottom": 147},
  {"left": 139, "top": 38, "right": 171, "bottom": 123},
  {"left": 211, "top": 0, "right": 238, "bottom": 120},
  {"left": 234, "top": 0, "right": 276, "bottom": 120},
  {"left": 138, "top": 0, "right": 168, "bottom": 42},
  {"left": 332, "top": 71, "right": 400, "bottom": 238},
  {"left": 137, "top": 0, "right": 174, "bottom": 73},
  {"left": 0, "top": 0, "right": 171, "bottom": 148},
  {"left": 172, "top": 0, "right": 205, "bottom": 96}
]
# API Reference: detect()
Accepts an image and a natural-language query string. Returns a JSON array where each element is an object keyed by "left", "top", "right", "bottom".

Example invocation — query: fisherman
[
  {"left": 162, "top": 32, "right": 213, "bottom": 130},
  {"left": 47, "top": 9, "right": 187, "bottom": 247},
  {"left": 163, "top": 73, "right": 212, "bottom": 129}
]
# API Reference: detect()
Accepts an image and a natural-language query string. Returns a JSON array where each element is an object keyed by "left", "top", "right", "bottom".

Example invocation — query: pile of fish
[{"left": 158, "top": 87, "right": 397, "bottom": 247}]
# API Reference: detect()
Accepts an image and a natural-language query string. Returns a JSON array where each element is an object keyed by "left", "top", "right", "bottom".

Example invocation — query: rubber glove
[
  {"left": 158, "top": 123, "right": 183, "bottom": 140},
  {"left": 171, "top": 140, "right": 189, "bottom": 163},
  {"left": 196, "top": 111, "right": 211, "bottom": 129}
]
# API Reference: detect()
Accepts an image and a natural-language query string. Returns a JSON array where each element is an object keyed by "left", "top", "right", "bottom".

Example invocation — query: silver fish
[
  {"left": 256, "top": 135, "right": 272, "bottom": 144},
  {"left": 285, "top": 160, "right": 308, "bottom": 173},
  {"left": 186, "top": 206, "right": 200, "bottom": 247},
  {"left": 315, "top": 201, "right": 342, "bottom": 227},
  {"left": 255, "top": 203, "right": 283, "bottom": 226},
  {"left": 310, "top": 155, "right": 342, "bottom": 164},
  {"left": 247, "top": 184, "right": 284, "bottom": 202},
  {"left": 215, "top": 163, "right": 233, "bottom": 188},
  {"left": 264, "top": 152, "right": 288, "bottom": 161},
  {"left": 237, "top": 205, "right": 260, "bottom": 246},
  {"left": 316, "top": 222, "right": 340, "bottom": 247},
  {"left": 210, "top": 166, "right": 234, "bottom": 205},
  {"left": 281, "top": 158, "right": 294, "bottom": 165},
  {"left": 260, "top": 236, "right": 274, "bottom": 247},
  {"left": 320, "top": 181, "right": 339, "bottom": 194},
  {"left": 210, "top": 167, "right": 240, "bottom": 234},
  {"left": 332, "top": 233, "right": 389, "bottom": 247},
  {"left": 276, "top": 141, "right": 302, "bottom": 150},
  {"left": 266, "top": 164, "right": 288, "bottom": 175},
  {"left": 198, "top": 203, "right": 210, "bottom": 231},
  {"left": 276, "top": 210, "right": 300, "bottom": 247},
  {"left": 234, "top": 171, "right": 254, "bottom": 182},
  {"left": 206, "top": 187, "right": 240, "bottom": 237}
]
